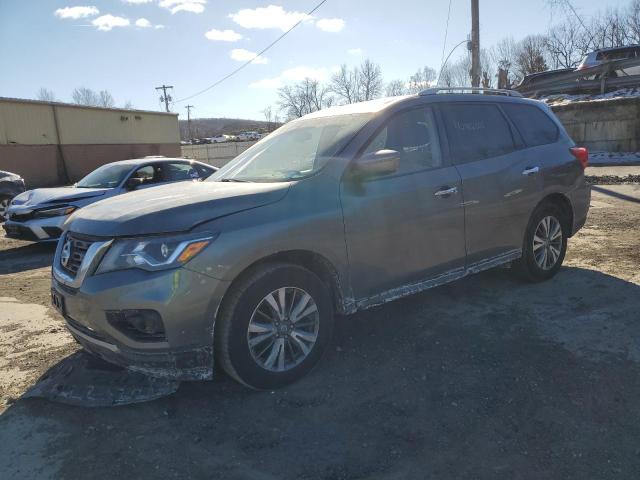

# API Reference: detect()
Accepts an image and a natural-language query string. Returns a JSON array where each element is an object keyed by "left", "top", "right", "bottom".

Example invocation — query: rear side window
[
  {"left": 440, "top": 103, "right": 516, "bottom": 164},
  {"left": 502, "top": 104, "right": 559, "bottom": 147}
]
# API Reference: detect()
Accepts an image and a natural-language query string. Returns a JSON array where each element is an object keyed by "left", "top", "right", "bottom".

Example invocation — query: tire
[
  {"left": 0, "top": 196, "right": 10, "bottom": 222},
  {"left": 215, "top": 263, "right": 334, "bottom": 389},
  {"left": 515, "top": 203, "right": 568, "bottom": 282}
]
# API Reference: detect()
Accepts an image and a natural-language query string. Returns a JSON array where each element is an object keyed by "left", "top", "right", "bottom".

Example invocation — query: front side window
[
  {"left": 210, "top": 113, "right": 373, "bottom": 183},
  {"left": 441, "top": 103, "right": 516, "bottom": 164},
  {"left": 502, "top": 104, "right": 559, "bottom": 147},
  {"left": 130, "top": 165, "right": 162, "bottom": 186},
  {"left": 363, "top": 107, "right": 442, "bottom": 173},
  {"left": 163, "top": 162, "right": 200, "bottom": 181}
]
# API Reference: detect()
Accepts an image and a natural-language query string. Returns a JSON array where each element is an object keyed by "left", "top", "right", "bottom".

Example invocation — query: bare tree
[
  {"left": 123, "top": 100, "right": 134, "bottom": 109},
  {"left": 98, "top": 90, "right": 115, "bottom": 108},
  {"left": 262, "top": 106, "right": 273, "bottom": 131},
  {"left": 72, "top": 87, "right": 100, "bottom": 106},
  {"left": 515, "top": 35, "right": 549, "bottom": 78},
  {"left": 545, "top": 17, "right": 587, "bottom": 68},
  {"left": 36, "top": 88, "right": 56, "bottom": 102},
  {"left": 330, "top": 64, "right": 360, "bottom": 104},
  {"left": 492, "top": 37, "right": 520, "bottom": 85},
  {"left": 277, "top": 78, "right": 333, "bottom": 120},
  {"left": 386, "top": 79, "right": 407, "bottom": 97},
  {"left": 407, "top": 66, "right": 436, "bottom": 93},
  {"left": 358, "top": 59, "right": 383, "bottom": 101}
]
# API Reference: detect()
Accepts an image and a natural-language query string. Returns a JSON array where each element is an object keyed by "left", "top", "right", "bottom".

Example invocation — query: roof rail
[{"left": 419, "top": 87, "right": 523, "bottom": 97}]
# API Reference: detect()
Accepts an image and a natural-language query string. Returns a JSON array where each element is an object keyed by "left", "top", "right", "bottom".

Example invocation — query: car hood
[
  {"left": 0, "top": 171, "right": 23, "bottom": 182},
  {"left": 10, "top": 187, "right": 109, "bottom": 208},
  {"left": 67, "top": 181, "right": 290, "bottom": 237}
]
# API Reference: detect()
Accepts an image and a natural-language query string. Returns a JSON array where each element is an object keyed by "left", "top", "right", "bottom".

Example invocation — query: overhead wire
[{"left": 174, "top": 0, "right": 329, "bottom": 103}]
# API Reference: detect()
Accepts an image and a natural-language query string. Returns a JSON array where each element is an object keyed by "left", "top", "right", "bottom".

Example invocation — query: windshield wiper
[{"left": 219, "top": 178, "right": 250, "bottom": 183}]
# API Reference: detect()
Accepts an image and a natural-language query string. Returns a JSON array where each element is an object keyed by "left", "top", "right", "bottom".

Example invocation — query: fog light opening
[{"left": 106, "top": 309, "right": 166, "bottom": 342}]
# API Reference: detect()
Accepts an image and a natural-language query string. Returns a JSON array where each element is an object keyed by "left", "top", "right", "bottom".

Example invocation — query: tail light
[{"left": 570, "top": 147, "right": 589, "bottom": 169}]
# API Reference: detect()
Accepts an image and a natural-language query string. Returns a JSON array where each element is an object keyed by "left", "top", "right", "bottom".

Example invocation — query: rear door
[
  {"left": 340, "top": 106, "right": 466, "bottom": 300},
  {"left": 438, "top": 101, "right": 543, "bottom": 266}
]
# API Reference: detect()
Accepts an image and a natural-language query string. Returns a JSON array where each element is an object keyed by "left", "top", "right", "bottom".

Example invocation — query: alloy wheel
[
  {"left": 533, "top": 215, "right": 563, "bottom": 270},
  {"left": 247, "top": 287, "right": 320, "bottom": 372}
]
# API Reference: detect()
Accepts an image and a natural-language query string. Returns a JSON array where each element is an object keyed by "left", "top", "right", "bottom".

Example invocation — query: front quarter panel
[{"left": 185, "top": 174, "right": 352, "bottom": 306}]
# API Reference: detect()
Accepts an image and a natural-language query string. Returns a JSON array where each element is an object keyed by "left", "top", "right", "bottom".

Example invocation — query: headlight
[
  {"left": 95, "top": 233, "right": 214, "bottom": 274},
  {"left": 33, "top": 205, "right": 76, "bottom": 218}
]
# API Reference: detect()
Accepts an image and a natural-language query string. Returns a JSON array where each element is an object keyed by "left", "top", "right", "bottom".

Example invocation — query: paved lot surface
[{"left": 0, "top": 185, "right": 639, "bottom": 479}]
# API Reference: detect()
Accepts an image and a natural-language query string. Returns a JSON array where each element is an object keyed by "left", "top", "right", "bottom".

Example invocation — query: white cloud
[
  {"left": 316, "top": 18, "right": 345, "bottom": 32},
  {"left": 92, "top": 14, "right": 130, "bottom": 31},
  {"left": 347, "top": 48, "right": 363, "bottom": 56},
  {"left": 159, "top": 0, "right": 206, "bottom": 14},
  {"left": 250, "top": 66, "right": 332, "bottom": 89},
  {"left": 122, "top": 0, "right": 152, "bottom": 4},
  {"left": 135, "top": 18, "right": 151, "bottom": 27},
  {"left": 204, "top": 28, "right": 242, "bottom": 42},
  {"left": 155, "top": 24, "right": 165, "bottom": 29},
  {"left": 230, "top": 5, "right": 311, "bottom": 31},
  {"left": 230, "top": 49, "right": 268, "bottom": 64},
  {"left": 54, "top": 6, "right": 99, "bottom": 19}
]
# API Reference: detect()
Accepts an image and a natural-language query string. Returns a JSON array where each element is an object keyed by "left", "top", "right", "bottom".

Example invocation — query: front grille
[{"left": 61, "top": 233, "right": 95, "bottom": 276}]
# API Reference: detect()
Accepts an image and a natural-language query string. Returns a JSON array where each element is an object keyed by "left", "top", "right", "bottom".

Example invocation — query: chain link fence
[{"left": 181, "top": 141, "right": 257, "bottom": 168}]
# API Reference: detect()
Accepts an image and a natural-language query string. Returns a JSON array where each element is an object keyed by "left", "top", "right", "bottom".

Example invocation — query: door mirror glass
[
  {"left": 125, "top": 177, "right": 145, "bottom": 190},
  {"left": 353, "top": 149, "right": 400, "bottom": 176}
]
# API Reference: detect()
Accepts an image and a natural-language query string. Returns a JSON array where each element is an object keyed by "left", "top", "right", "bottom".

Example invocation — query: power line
[
  {"left": 174, "top": 0, "right": 329, "bottom": 103},
  {"left": 185, "top": 104, "right": 194, "bottom": 139},
  {"left": 439, "top": 0, "right": 453, "bottom": 72}
]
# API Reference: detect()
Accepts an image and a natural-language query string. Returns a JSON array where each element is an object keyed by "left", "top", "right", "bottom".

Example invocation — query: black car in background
[{"left": 0, "top": 170, "right": 26, "bottom": 221}]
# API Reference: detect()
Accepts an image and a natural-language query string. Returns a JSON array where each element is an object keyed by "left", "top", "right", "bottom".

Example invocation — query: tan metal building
[{"left": 0, "top": 97, "right": 180, "bottom": 187}]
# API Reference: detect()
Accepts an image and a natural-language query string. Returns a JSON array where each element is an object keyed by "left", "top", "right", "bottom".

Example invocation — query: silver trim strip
[
  {"left": 66, "top": 322, "right": 120, "bottom": 353},
  {"left": 53, "top": 232, "right": 113, "bottom": 289}
]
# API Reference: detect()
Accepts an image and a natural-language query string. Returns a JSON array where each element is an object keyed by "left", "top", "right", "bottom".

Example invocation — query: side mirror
[
  {"left": 125, "top": 177, "right": 146, "bottom": 190},
  {"left": 353, "top": 149, "right": 400, "bottom": 177}
]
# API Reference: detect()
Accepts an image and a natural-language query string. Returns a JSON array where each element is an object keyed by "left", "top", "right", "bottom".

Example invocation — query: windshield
[
  {"left": 209, "top": 113, "right": 372, "bottom": 182},
  {"left": 76, "top": 164, "right": 133, "bottom": 188}
]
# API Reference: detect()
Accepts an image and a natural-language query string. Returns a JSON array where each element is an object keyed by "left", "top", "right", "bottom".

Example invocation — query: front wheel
[
  {"left": 0, "top": 196, "right": 10, "bottom": 222},
  {"left": 215, "top": 263, "right": 334, "bottom": 389},
  {"left": 515, "top": 204, "right": 568, "bottom": 282}
]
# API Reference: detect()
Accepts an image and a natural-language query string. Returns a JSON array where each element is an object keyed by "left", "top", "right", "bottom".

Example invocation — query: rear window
[
  {"left": 502, "top": 104, "right": 559, "bottom": 147},
  {"left": 440, "top": 103, "right": 516, "bottom": 164}
]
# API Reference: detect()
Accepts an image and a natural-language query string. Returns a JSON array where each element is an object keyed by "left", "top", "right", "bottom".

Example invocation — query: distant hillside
[{"left": 178, "top": 117, "right": 280, "bottom": 140}]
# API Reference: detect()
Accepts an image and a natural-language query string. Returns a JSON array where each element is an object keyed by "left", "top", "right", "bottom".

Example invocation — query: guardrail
[
  {"left": 181, "top": 141, "right": 257, "bottom": 168},
  {"left": 515, "top": 57, "right": 640, "bottom": 97}
]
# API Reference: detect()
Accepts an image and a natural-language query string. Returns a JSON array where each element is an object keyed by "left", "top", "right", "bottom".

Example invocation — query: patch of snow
[
  {"left": 540, "top": 87, "right": 640, "bottom": 106},
  {"left": 589, "top": 151, "right": 640, "bottom": 166}
]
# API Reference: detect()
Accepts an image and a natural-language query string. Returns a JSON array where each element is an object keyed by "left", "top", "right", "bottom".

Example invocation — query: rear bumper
[
  {"left": 569, "top": 182, "right": 591, "bottom": 236},
  {"left": 3, "top": 216, "right": 65, "bottom": 241}
]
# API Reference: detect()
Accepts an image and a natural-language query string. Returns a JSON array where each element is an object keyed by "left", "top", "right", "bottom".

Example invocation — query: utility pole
[
  {"left": 185, "top": 104, "right": 194, "bottom": 140},
  {"left": 470, "top": 0, "right": 481, "bottom": 88},
  {"left": 155, "top": 84, "right": 174, "bottom": 112}
]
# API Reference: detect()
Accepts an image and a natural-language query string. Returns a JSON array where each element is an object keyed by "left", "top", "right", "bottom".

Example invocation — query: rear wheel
[
  {"left": 515, "top": 204, "right": 568, "bottom": 282},
  {"left": 215, "top": 263, "right": 334, "bottom": 389},
  {"left": 0, "top": 196, "right": 10, "bottom": 222}
]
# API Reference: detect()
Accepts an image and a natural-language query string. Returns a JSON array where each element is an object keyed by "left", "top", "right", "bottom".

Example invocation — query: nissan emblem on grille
[{"left": 60, "top": 240, "right": 72, "bottom": 268}]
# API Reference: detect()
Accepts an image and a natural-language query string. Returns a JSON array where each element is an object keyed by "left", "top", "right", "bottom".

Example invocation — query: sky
[{"left": 0, "top": 0, "right": 632, "bottom": 121}]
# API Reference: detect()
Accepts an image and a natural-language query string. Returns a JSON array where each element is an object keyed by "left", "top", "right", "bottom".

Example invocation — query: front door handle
[
  {"left": 522, "top": 166, "right": 540, "bottom": 176},
  {"left": 434, "top": 186, "right": 458, "bottom": 197}
]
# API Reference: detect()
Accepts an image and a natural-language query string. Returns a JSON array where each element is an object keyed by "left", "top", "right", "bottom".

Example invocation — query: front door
[{"left": 340, "top": 106, "right": 467, "bottom": 301}]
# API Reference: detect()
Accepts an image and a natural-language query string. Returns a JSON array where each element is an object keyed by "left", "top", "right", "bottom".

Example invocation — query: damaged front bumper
[{"left": 52, "top": 265, "right": 230, "bottom": 381}]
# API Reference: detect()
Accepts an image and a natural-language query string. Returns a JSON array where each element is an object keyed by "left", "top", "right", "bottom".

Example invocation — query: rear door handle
[
  {"left": 522, "top": 166, "right": 540, "bottom": 176},
  {"left": 434, "top": 186, "right": 458, "bottom": 197}
]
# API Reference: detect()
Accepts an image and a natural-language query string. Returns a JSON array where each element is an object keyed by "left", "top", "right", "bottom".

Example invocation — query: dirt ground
[{"left": 1, "top": 184, "right": 639, "bottom": 480}]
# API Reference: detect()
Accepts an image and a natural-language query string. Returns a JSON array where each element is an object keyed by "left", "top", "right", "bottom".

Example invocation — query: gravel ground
[{"left": 0, "top": 184, "right": 639, "bottom": 480}]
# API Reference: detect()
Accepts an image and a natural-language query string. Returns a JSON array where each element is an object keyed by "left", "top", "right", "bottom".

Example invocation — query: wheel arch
[
  {"left": 536, "top": 192, "right": 575, "bottom": 237},
  {"left": 221, "top": 249, "right": 351, "bottom": 317}
]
